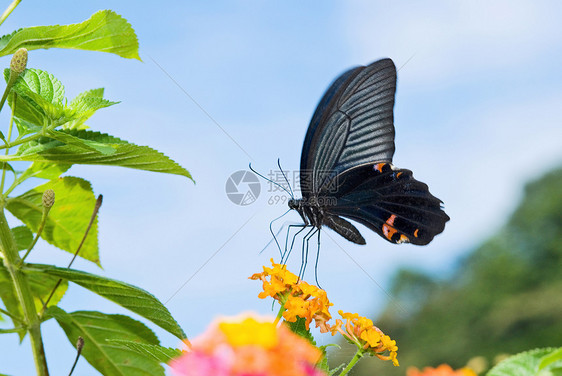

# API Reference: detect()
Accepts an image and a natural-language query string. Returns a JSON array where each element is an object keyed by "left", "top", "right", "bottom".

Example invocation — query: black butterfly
[{"left": 288, "top": 58, "right": 449, "bottom": 245}]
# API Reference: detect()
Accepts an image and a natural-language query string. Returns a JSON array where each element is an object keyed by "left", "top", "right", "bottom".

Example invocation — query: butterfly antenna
[
  {"left": 249, "top": 163, "right": 293, "bottom": 198},
  {"left": 277, "top": 158, "right": 294, "bottom": 198}
]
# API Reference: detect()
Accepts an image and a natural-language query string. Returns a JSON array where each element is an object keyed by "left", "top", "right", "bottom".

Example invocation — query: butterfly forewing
[{"left": 300, "top": 59, "right": 397, "bottom": 196}]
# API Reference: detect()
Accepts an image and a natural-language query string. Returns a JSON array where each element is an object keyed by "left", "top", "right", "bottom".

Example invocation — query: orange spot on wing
[
  {"left": 382, "top": 215, "right": 398, "bottom": 240},
  {"left": 398, "top": 234, "right": 409, "bottom": 243},
  {"left": 396, "top": 172, "right": 403, "bottom": 178},
  {"left": 414, "top": 229, "right": 419, "bottom": 238},
  {"left": 374, "top": 163, "right": 386, "bottom": 173}
]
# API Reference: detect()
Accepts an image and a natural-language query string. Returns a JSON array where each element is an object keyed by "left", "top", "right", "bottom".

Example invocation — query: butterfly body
[{"left": 289, "top": 58, "right": 450, "bottom": 246}]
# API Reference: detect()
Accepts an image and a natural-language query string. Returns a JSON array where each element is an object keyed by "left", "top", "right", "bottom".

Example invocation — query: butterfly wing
[
  {"left": 325, "top": 162, "right": 450, "bottom": 245},
  {"left": 300, "top": 59, "right": 397, "bottom": 197}
]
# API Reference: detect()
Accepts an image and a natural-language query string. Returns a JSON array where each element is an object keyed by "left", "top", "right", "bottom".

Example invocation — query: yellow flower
[
  {"left": 330, "top": 310, "right": 399, "bottom": 366},
  {"left": 219, "top": 317, "right": 278, "bottom": 349},
  {"left": 250, "top": 259, "right": 333, "bottom": 331}
]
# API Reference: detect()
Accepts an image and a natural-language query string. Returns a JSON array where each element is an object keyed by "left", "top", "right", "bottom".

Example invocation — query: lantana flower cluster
[
  {"left": 407, "top": 364, "right": 478, "bottom": 376},
  {"left": 250, "top": 259, "right": 399, "bottom": 367},
  {"left": 250, "top": 259, "right": 332, "bottom": 332},
  {"left": 170, "top": 314, "right": 325, "bottom": 376}
]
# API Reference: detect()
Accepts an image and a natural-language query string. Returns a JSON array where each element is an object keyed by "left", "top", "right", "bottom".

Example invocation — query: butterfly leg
[
  {"left": 298, "top": 227, "right": 319, "bottom": 280},
  {"left": 282, "top": 224, "right": 308, "bottom": 264},
  {"left": 314, "top": 229, "right": 322, "bottom": 288}
]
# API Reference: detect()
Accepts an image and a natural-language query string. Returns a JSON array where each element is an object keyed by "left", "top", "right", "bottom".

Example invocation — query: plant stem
[
  {"left": 273, "top": 301, "right": 285, "bottom": 325},
  {"left": 0, "top": 209, "right": 49, "bottom": 375},
  {"left": 0, "top": 132, "right": 41, "bottom": 151},
  {"left": 0, "top": 306, "right": 24, "bottom": 323},
  {"left": 0, "top": 0, "right": 22, "bottom": 27},
  {"left": 338, "top": 349, "right": 363, "bottom": 376},
  {"left": 0, "top": 94, "right": 16, "bottom": 195}
]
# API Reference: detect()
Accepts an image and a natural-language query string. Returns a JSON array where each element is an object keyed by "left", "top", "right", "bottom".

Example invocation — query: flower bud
[
  {"left": 76, "top": 336, "right": 84, "bottom": 351},
  {"left": 10, "top": 48, "right": 28, "bottom": 74},
  {"left": 42, "top": 189, "right": 55, "bottom": 208}
]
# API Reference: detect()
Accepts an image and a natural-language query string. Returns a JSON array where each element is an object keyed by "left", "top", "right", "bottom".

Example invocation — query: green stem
[
  {"left": 0, "top": 326, "right": 24, "bottom": 334},
  {"left": 20, "top": 204, "right": 51, "bottom": 264},
  {"left": 0, "top": 305, "right": 24, "bottom": 323},
  {"left": 0, "top": 93, "right": 16, "bottom": 195},
  {"left": 0, "top": 209, "right": 49, "bottom": 375},
  {"left": 338, "top": 349, "right": 363, "bottom": 376},
  {"left": 0, "top": 0, "right": 22, "bottom": 27},
  {"left": 0, "top": 132, "right": 42, "bottom": 151},
  {"left": 274, "top": 303, "right": 285, "bottom": 324}
]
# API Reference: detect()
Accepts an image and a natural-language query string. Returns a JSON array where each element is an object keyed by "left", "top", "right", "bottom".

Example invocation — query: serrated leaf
[
  {"left": 6, "top": 177, "right": 100, "bottom": 265},
  {"left": 11, "top": 226, "right": 33, "bottom": 250},
  {"left": 45, "top": 129, "right": 117, "bottom": 154},
  {"left": 27, "top": 263, "right": 186, "bottom": 339},
  {"left": 540, "top": 348, "right": 562, "bottom": 371},
  {"left": 0, "top": 263, "right": 67, "bottom": 324},
  {"left": 108, "top": 340, "right": 183, "bottom": 364},
  {"left": 5, "top": 68, "right": 69, "bottom": 126},
  {"left": 65, "top": 89, "right": 119, "bottom": 130},
  {"left": 0, "top": 10, "right": 140, "bottom": 60},
  {"left": 18, "top": 161, "right": 71, "bottom": 181},
  {"left": 49, "top": 307, "right": 164, "bottom": 376},
  {"left": 5, "top": 130, "right": 192, "bottom": 180},
  {"left": 287, "top": 316, "right": 317, "bottom": 346},
  {"left": 488, "top": 348, "right": 562, "bottom": 376}
]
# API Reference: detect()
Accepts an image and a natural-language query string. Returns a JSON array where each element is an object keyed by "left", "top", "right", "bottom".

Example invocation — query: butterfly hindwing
[
  {"left": 300, "top": 59, "right": 397, "bottom": 196},
  {"left": 325, "top": 162, "right": 450, "bottom": 245}
]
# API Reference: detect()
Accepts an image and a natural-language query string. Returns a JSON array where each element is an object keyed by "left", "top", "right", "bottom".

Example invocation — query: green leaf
[
  {"left": 108, "top": 340, "right": 183, "bottom": 364},
  {"left": 0, "top": 10, "right": 140, "bottom": 60},
  {"left": 27, "top": 263, "right": 186, "bottom": 339},
  {"left": 487, "top": 348, "right": 562, "bottom": 376},
  {"left": 48, "top": 307, "right": 164, "bottom": 376},
  {"left": 11, "top": 225, "right": 33, "bottom": 251},
  {"left": 5, "top": 68, "right": 70, "bottom": 126},
  {"left": 6, "top": 130, "right": 193, "bottom": 180},
  {"left": 45, "top": 129, "right": 117, "bottom": 155},
  {"left": 65, "top": 88, "right": 119, "bottom": 130},
  {"left": 0, "top": 263, "right": 67, "bottom": 323},
  {"left": 18, "top": 161, "right": 71, "bottom": 181},
  {"left": 286, "top": 316, "right": 316, "bottom": 346},
  {"left": 540, "top": 348, "right": 562, "bottom": 371},
  {"left": 6, "top": 177, "right": 100, "bottom": 265}
]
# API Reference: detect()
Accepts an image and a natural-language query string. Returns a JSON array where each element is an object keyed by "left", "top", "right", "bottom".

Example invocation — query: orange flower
[
  {"left": 329, "top": 310, "right": 399, "bottom": 366},
  {"left": 407, "top": 364, "right": 477, "bottom": 376},
  {"left": 250, "top": 259, "right": 333, "bottom": 331}
]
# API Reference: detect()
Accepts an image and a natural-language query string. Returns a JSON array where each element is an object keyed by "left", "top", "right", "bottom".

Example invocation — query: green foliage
[
  {"left": 0, "top": 263, "right": 68, "bottom": 327},
  {"left": 49, "top": 307, "right": 165, "bottom": 376},
  {"left": 108, "top": 340, "right": 184, "bottom": 364},
  {"left": 0, "top": 7, "right": 192, "bottom": 376},
  {"left": 27, "top": 263, "right": 186, "bottom": 339},
  {"left": 487, "top": 348, "right": 562, "bottom": 376},
  {"left": 0, "top": 10, "right": 140, "bottom": 60},
  {"left": 346, "top": 167, "right": 562, "bottom": 376},
  {"left": 11, "top": 225, "right": 32, "bottom": 250},
  {"left": 287, "top": 316, "right": 317, "bottom": 346},
  {"left": 6, "top": 177, "right": 100, "bottom": 265},
  {"left": 6, "top": 130, "right": 192, "bottom": 179}
]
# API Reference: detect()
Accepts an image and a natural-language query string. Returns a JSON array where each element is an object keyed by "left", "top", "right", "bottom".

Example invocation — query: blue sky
[{"left": 1, "top": 1, "right": 562, "bottom": 375}]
